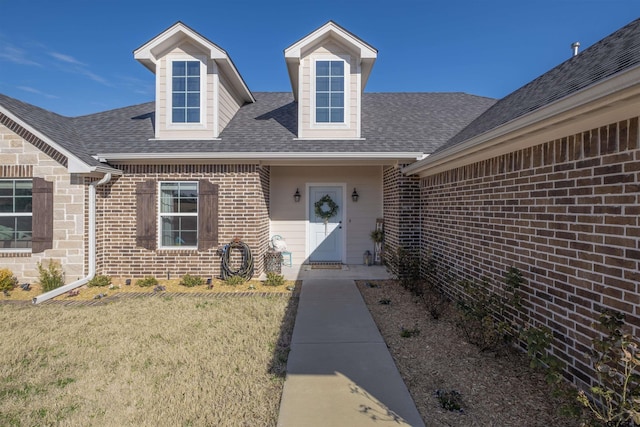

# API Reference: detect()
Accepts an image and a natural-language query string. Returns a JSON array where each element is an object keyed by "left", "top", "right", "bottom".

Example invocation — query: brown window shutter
[
  {"left": 31, "top": 177, "right": 53, "bottom": 253},
  {"left": 198, "top": 180, "right": 219, "bottom": 251},
  {"left": 136, "top": 180, "right": 157, "bottom": 250}
]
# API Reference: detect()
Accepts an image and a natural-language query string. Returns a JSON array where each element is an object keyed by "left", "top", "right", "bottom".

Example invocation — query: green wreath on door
[{"left": 314, "top": 194, "right": 339, "bottom": 224}]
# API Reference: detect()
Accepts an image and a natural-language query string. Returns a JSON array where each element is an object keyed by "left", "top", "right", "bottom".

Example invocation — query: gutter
[
  {"left": 33, "top": 173, "right": 112, "bottom": 304},
  {"left": 95, "top": 151, "right": 426, "bottom": 162}
]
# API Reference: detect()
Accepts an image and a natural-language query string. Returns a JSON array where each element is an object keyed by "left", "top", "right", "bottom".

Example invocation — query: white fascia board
[
  {"left": 284, "top": 22, "right": 377, "bottom": 59},
  {"left": 134, "top": 22, "right": 227, "bottom": 62},
  {"left": 0, "top": 105, "right": 99, "bottom": 174},
  {"left": 403, "top": 65, "right": 640, "bottom": 176},
  {"left": 97, "top": 151, "right": 425, "bottom": 162}
]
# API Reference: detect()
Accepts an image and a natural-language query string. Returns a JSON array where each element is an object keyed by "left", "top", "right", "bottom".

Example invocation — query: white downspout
[{"left": 33, "top": 173, "right": 112, "bottom": 304}]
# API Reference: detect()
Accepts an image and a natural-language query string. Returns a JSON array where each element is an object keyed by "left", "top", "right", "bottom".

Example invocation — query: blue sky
[{"left": 0, "top": 0, "right": 638, "bottom": 117}]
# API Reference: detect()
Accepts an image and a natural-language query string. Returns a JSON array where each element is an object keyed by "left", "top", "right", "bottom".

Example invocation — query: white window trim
[
  {"left": 0, "top": 179, "right": 32, "bottom": 253},
  {"left": 157, "top": 181, "right": 199, "bottom": 250},
  {"left": 311, "top": 55, "right": 351, "bottom": 129},
  {"left": 165, "top": 54, "right": 207, "bottom": 129}
]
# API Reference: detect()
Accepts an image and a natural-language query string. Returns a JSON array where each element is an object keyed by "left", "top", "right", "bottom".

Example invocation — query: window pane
[
  {"left": 0, "top": 217, "right": 14, "bottom": 243},
  {"left": 173, "top": 61, "right": 186, "bottom": 76},
  {"left": 186, "top": 76, "right": 200, "bottom": 91},
  {"left": 181, "top": 216, "right": 197, "bottom": 231},
  {"left": 316, "top": 61, "right": 330, "bottom": 76},
  {"left": 0, "top": 197, "right": 12, "bottom": 213},
  {"left": 160, "top": 184, "right": 177, "bottom": 213},
  {"left": 316, "top": 108, "right": 329, "bottom": 123},
  {"left": 330, "top": 108, "right": 344, "bottom": 123},
  {"left": 186, "top": 61, "right": 200, "bottom": 76},
  {"left": 180, "top": 232, "right": 197, "bottom": 247},
  {"left": 172, "top": 77, "right": 185, "bottom": 92},
  {"left": 330, "top": 93, "right": 344, "bottom": 108},
  {"left": 179, "top": 183, "right": 197, "bottom": 198},
  {"left": 0, "top": 181, "right": 12, "bottom": 197},
  {"left": 330, "top": 61, "right": 344, "bottom": 76},
  {"left": 15, "top": 197, "right": 31, "bottom": 213},
  {"left": 186, "top": 93, "right": 199, "bottom": 107},
  {"left": 316, "top": 93, "right": 329, "bottom": 108},
  {"left": 316, "top": 76, "right": 329, "bottom": 92},
  {"left": 172, "top": 93, "right": 185, "bottom": 107},
  {"left": 172, "top": 109, "right": 185, "bottom": 123},
  {"left": 330, "top": 77, "right": 344, "bottom": 92},
  {"left": 16, "top": 216, "right": 32, "bottom": 234},
  {"left": 15, "top": 181, "right": 32, "bottom": 196},
  {"left": 186, "top": 108, "right": 200, "bottom": 123}
]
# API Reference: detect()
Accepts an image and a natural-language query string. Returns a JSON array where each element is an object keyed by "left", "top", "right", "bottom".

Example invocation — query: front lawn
[{"left": 0, "top": 295, "right": 297, "bottom": 426}]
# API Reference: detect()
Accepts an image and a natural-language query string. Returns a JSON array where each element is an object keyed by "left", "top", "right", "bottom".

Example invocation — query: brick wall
[
  {"left": 383, "top": 164, "right": 421, "bottom": 272},
  {"left": 96, "top": 164, "right": 270, "bottom": 280},
  {"left": 420, "top": 117, "right": 639, "bottom": 388},
  {"left": 0, "top": 117, "right": 85, "bottom": 282}
]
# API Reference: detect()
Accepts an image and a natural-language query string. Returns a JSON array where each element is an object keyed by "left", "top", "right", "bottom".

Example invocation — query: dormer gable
[
  {"left": 284, "top": 21, "right": 377, "bottom": 140},
  {"left": 134, "top": 22, "right": 254, "bottom": 140}
]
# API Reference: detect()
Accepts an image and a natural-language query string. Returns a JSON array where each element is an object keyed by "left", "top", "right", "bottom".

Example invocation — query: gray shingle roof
[
  {"left": 440, "top": 17, "right": 640, "bottom": 153},
  {"left": 1, "top": 91, "right": 494, "bottom": 163},
  {"left": 0, "top": 93, "right": 102, "bottom": 167}
]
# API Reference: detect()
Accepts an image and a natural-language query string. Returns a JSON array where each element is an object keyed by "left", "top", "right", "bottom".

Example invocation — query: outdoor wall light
[
  {"left": 352, "top": 188, "right": 359, "bottom": 202},
  {"left": 294, "top": 188, "right": 301, "bottom": 203}
]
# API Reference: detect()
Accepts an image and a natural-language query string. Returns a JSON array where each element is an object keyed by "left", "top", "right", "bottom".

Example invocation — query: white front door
[{"left": 309, "top": 186, "right": 343, "bottom": 262}]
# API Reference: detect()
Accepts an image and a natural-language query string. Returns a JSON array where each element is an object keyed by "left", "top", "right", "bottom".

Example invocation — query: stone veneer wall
[
  {"left": 420, "top": 117, "right": 639, "bottom": 388},
  {"left": 382, "top": 164, "right": 421, "bottom": 272},
  {"left": 0, "top": 115, "right": 86, "bottom": 282},
  {"left": 96, "top": 164, "right": 270, "bottom": 279}
]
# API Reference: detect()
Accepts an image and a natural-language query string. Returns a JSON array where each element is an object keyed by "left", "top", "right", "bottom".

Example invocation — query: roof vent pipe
[{"left": 571, "top": 41, "right": 580, "bottom": 57}]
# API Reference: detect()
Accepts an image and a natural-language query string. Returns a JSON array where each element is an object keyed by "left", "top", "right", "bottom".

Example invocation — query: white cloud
[
  {"left": 0, "top": 43, "right": 41, "bottom": 67},
  {"left": 17, "top": 86, "right": 59, "bottom": 99},
  {"left": 49, "top": 51, "right": 86, "bottom": 66},
  {"left": 47, "top": 50, "right": 112, "bottom": 86}
]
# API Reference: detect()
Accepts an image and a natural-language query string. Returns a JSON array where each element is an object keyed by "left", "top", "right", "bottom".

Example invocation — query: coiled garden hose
[{"left": 220, "top": 240, "right": 254, "bottom": 280}]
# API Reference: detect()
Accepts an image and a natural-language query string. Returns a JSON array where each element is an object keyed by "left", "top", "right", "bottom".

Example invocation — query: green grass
[{"left": 0, "top": 295, "right": 297, "bottom": 426}]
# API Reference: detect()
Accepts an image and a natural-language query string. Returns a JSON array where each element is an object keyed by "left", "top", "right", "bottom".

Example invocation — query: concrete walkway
[{"left": 277, "top": 277, "right": 425, "bottom": 427}]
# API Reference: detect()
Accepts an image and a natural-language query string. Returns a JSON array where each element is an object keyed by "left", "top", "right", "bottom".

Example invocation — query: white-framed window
[
  {"left": 0, "top": 179, "right": 32, "bottom": 250},
  {"left": 159, "top": 181, "right": 198, "bottom": 248},
  {"left": 172, "top": 60, "right": 201, "bottom": 123},
  {"left": 167, "top": 57, "right": 206, "bottom": 126},
  {"left": 314, "top": 58, "right": 347, "bottom": 124}
]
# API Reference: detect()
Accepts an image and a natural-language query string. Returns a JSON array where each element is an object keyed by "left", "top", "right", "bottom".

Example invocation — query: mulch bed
[{"left": 357, "top": 279, "right": 582, "bottom": 427}]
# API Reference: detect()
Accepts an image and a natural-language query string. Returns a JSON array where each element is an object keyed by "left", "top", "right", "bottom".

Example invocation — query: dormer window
[
  {"left": 171, "top": 59, "right": 203, "bottom": 124},
  {"left": 315, "top": 60, "right": 345, "bottom": 123}
]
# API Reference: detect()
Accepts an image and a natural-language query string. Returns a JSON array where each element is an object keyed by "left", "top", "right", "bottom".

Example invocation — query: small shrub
[
  {"left": 136, "top": 276, "right": 158, "bottom": 288},
  {"left": 87, "top": 275, "right": 111, "bottom": 287},
  {"left": 0, "top": 268, "right": 18, "bottom": 293},
  {"left": 389, "top": 247, "right": 421, "bottom": 291},
  {"left": 224, "top": 275, "right": 245, "bottom": 286},
  {"left": 521, "top": 326, "right": 565, "bottom": 383},
  {"left": 577, "top": 309, "right": 640, "bottom": 427},
  {"left": 264, "top": 272, "right": 285, "bottom": 287},
  {"left": 435, "top": 389, "right": 464, "bottom": 412},
  {"left": 520, "top": 325, "right": 582, "bottom": 419},
  {"left": 180, "top": 274, "right": 205, "bottom": 288},
  {"left": 37, "top": 261, "right": 64, "bottom": 292},
  {"left": 455, "top": 267, "right": 524, "bottom": 352},
  {"left": 400, "top": 327, "right": 420, "bottom": 338}
]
